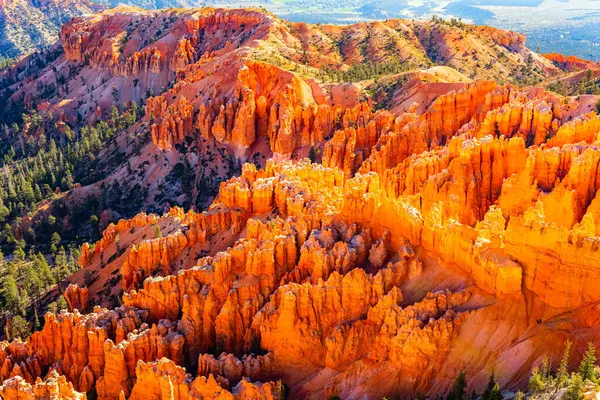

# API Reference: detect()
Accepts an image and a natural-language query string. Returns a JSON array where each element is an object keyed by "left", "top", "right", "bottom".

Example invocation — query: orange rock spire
[{"left": 3, "top": 5, "right": 600, "bottom": 400}]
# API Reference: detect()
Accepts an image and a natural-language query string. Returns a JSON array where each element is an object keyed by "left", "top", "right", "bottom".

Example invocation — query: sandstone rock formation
[
  {"left": 3, "top": 5, "right": 600, "bottom": 400},
  {"left": 0, "top": 370, "right": 85, "bottom": 400},
  {"left": 41, "top": 83, "right": 600, "bottom": 397},
  {"left": 543, "top": 52, "right": 599, "bottom": 72},
  {"left": 64, "top": 284, "right": 89, "bottom": 312},
  {"left": 130, "top": 358, "right": 281, "bottom": 400}
]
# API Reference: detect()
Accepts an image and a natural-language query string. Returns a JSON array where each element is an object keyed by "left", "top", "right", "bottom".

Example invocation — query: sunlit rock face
[{"left": 2, "top": 5, "right": 600, "bottom": 400}]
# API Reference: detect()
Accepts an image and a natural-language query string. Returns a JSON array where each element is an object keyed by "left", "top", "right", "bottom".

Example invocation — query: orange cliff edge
[{"left": 1, "top": 6, "right": 600, "bottom": 400}]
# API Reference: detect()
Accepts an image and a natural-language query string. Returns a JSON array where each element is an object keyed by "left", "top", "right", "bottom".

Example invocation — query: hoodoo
[{"left": 0, "top": 5, "right": 599, "bottom": 400}]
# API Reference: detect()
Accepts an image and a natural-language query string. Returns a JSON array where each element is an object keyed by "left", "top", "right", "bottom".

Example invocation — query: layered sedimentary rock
[
  {"left": 356, "top": 81, "right": 509, "bottom": 176},
  {"left": 0, "top": 307, "right": 185, "bottom": 398},
  {"left": 504, "top": 200, "right": 600, "bottom": 309},
  {"left": 79, "top": 85, "right": 600, "bottom": 394},
  {"left": 198, "top": 284, "right": 471, "bottom": 398},
  {"left": 85, "top": 212, "right": 159, "bottom": 260},
  {"left": 80, "top": 206, "right": 247, "bottom": 292},
  {"left": 130, "top": 358, "right": 281, "bottom": 400},
  {"left": 148, "top": 97, "right": 194, "bottom": 151},
  {"left": 548, "top": 113, "right": 600, "bottom": 148},
  {"left": 0, "top": 370, "right": 85, "bottom": 400},
  {"left": 465, "top": 96, "right": 559, "bottom": 146},
  {"left": 5, "top": 5, "right": 600, "bottom": 400},
  {"left": 96, "top": 320, "right": 185, "bottom": 399},
  {"left": 10, "top": 77, "right": 600, "bottom": 399},
  {"left": 121, "top": 229, "right": 189, "bottom": 291},
  {"left": 152, "top": 58, "right": 373, "bottom": 154},
  {"left": 38, "top": 4, "right": 559, "bottom": 150},
  {"left": 543, "top": 52, "right": 599, "bottom": 71},
  {"left": 64, "top": 284, "right": 89, "bottom": 312}
]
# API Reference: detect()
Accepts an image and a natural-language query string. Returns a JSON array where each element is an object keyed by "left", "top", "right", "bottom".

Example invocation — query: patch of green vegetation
[
  {"left": 512, "top": 54, "right": 545, "bottom": 87},
  {"left": 0, "top": 239, "right": 79, "bottom": 339},
  {"left": 0, "top": 56, "right": 15, "bottom": 69},
  {"left": 547, "top": 70, "right": 600, "bottom": 96},
  {"left": 528, "top": 341, "right": 599, "bottom": 400},
  {"left": 322, "top": 58, "right": 415, "bottom": 83},
  {"left": 0, "top": 103, "right": 143, "bottom": 254},
  {"left": 366, "top": 74, "right": 409, "bottom": 111}
]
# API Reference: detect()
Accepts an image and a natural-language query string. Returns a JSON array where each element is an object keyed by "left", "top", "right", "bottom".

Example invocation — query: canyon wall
[{"left": 2, "top": 6, "right": 600, "bottom": 400}]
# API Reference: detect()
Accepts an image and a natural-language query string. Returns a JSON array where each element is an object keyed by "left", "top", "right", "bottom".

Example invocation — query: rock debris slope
[{"left": 1, "top": 6, "right": 600, "bottom": 400}]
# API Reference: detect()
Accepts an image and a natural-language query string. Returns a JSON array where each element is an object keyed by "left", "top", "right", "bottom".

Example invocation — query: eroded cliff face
[
  {"left": 543, "top": 52, "right": 599, "bottom": 72},
  {"left": 0, "top": 4, "right": 573, "bottom": 250},
  {"left": 64, "top": 284, "right": 89, "bottom": 312},
  {"left": 4, "top": 72, "right": 600, "bottom": 399},
  {"left": 130, "top": 358, "right": 281, "bottom": 400},
  {"left": 3, "top": 4, "right": 561, "bottom": 132},
  {"left": 6, "top": 77, "right": 600, "bottom": 398},
  {"left": 3, "top": 6, "right": 600, "bottom": 400},
  {"left": 147, "top": 59, "right": 371, "bottom": 154}
]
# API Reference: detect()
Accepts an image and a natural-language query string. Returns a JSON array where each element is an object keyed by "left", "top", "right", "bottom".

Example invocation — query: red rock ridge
[
  {"left": 4, "top": 6, "right": 600, "bottom": 400},
  {"left": 543, "top": 52, "right": 599, "bottom": 72}
]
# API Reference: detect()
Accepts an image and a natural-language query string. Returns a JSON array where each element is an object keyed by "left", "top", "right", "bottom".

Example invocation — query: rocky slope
[
  {"left": 1, "top": 6, "right": 600, "bottom": 400},
  {"left": 0, "top": 0, "right": 103, "bottom": 58},
  {"left": 0, "top": 6, "right": 565, "bottom": 225}
]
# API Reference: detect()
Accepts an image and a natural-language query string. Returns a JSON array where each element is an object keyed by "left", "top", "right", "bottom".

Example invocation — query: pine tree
[
  {"left": 447, "top": 370, "right": 467, "bottom": 400},
  {"left": 50, "top": 232, "right": 61, "bottom": 255},
  {"left": 67, "top": 245, "right": 81, "bottom": 275},
  {"left": 514, "top": 390, "right": 524, "bottom": 400},
  {"left": 558, "top": 341, "right": 573, "bottom": 387},
  {"left": 54, "top": 246, "right": 69, "bottom": 283},
  {"left": 18, "top": 288, "right": 30, "bottom": 316},
  {"left": 578, "top": 343, "right": 597, "bottom": 382},
  {"left": 489, "top": 383, "right": 502, "bottom": 400},
  {"left": 482, "top": 373, "right": 502, "bottom": 400},
  {"left": 23, "top": 264, "right": 43, "bottom": 300},
  {"left": 8, "top": 315, "right": 31, "bottom": 340},
  {"left": 541, "top": 356, "right": 551, "bottom": 381},
  {"left": 12, "top": 245, "right": 25, "bottom": 262},
  {"left": 56, "top": 295, "right": 68, "bottom": 311},
  {"left": 34, "top": 253, "right": 55, "bottom": 288},
  {"left": 308, "top": 146, "right": 317, "bottom": 163},
  {"left": 153, "top": 224, "right": 162, "bottom": 239},
  {"left": 33, "top": 307, "right": 40, "bottom": 331},
  {"left": 0, "top": 198, "right": 9, "bottom": 224},
  {"left": 564, "top": 373, "right": 584, "bottom": 400},
  {"left": 2, "top": 275, "right": 19, "bottom": 314},
  {"left": 529, "top": 367, "right": 545, "bottom": 393}
]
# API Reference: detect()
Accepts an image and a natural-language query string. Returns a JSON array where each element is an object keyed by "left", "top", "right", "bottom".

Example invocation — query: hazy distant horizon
[{"left": 186, "top": 0, "right": 599, "bottom": 60}]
